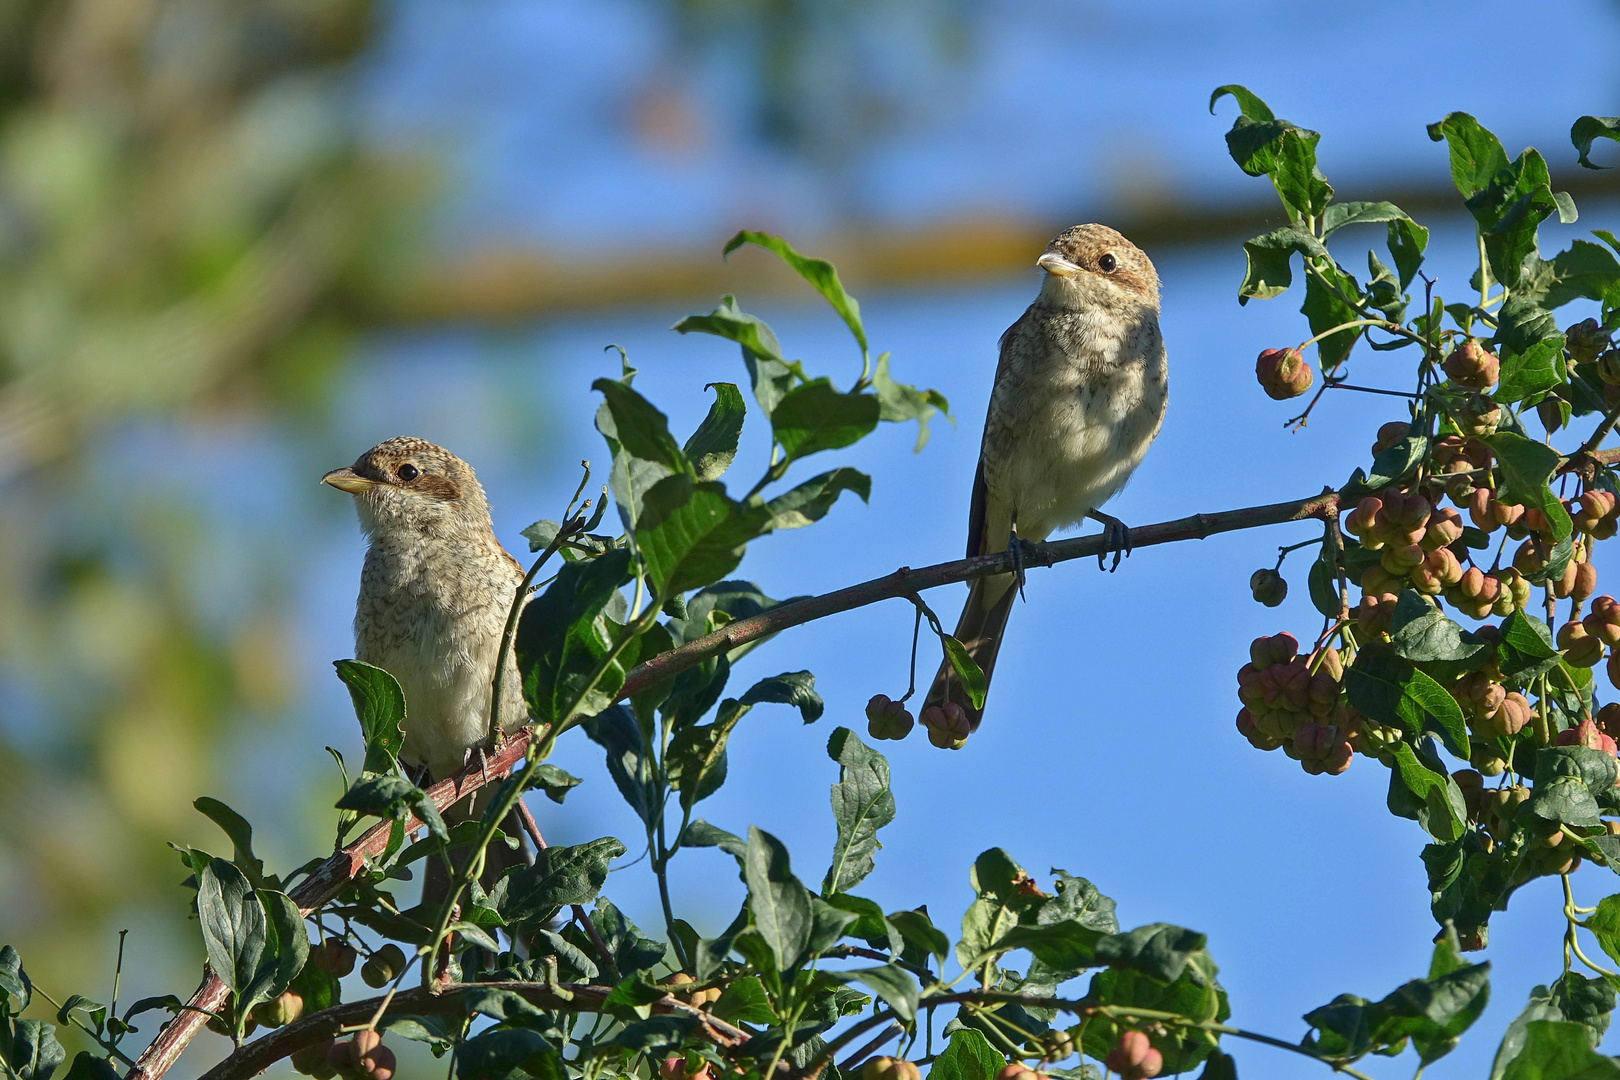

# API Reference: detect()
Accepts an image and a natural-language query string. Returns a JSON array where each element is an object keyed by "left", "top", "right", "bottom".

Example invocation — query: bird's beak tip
[
  {"left": 1037, "top": 252, "right": 1080, "bottom": 277},
  {"left": 322, "top": 467, "right": 375, "bottom": 495}
]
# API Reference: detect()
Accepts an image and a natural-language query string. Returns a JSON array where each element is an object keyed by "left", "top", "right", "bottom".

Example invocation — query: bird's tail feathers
[
  {"left": 422, "top": 785, "right": 532, "bottom": 912},
  {"left": 922, "top": 572, "right": 1017, "bottom": 731}
]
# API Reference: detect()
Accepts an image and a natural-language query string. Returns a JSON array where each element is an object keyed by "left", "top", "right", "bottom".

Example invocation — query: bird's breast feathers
[{"left": 984, "top": 304, "right": 1166, "bottom": 536}]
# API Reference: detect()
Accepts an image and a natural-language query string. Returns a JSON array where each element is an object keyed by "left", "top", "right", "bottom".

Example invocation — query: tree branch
[
  {"left": 126, "top": 484, "right": 1344, "bottom": 1080},
  {"left": 194, "top": 980, "right": 747, "bottom": 1080}
]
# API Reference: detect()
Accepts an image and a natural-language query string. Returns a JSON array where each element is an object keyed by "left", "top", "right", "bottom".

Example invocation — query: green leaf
[
  {"left": 1324, "top": 201, "right": 1413, "bottom": 236},
  {"left": 714, "top": 976, "right": 775, "bottom": 1024},
  {"left": 929, "top": 1028, "right": 1005, "bottom": 1080},
  {"left": 1497, "top": 610, "right": 1563, "bottom": 684},
  {"left": 1530, "top": 748, "right": 1617, "bottom": 828},
  {"left": 827, "top": 965, "right": 919, "bottom": 1022},
  {"left": 887, "top": 908, "right": 950, "bottom": 969},
  {"left": 1428, "top": 113, "right": 1511, "bottom": 198},
  {"left": 581, "top": 705, "right": 659, "bottom": 826},
  {"left": 1303, "top": 259, "right": 1364, "bottom": 368},
  {"left": 1345, "top": 644, "right": 1470, "bottom": 758},
  {"left": 1367, "top": 434, "right": 1428, "bottom": 489},
  {"left": 1236, "top": 226, "right": 1326, "bottom": 302},
  {"left": 1542, "top": 241, "right": 1620, "bottom": 309},
  {"left": 601, "top": 975, "right": 666, "bottom": 1021},
  {"left": 1269, "top": 127, "right": 1333, "bottom": 221},
  {"left": 724, "top": 231, "right": 868, "bottom": 359},
  {"left": 674, "top": 296, "right": 794, "bottom": 408},
  {"left": 665, "top": 709, "right": 740, "bottom": 811},
  {"left": 516, "top": 549, "right": 634, "bottom": 725},
  {"left": 744, "top": 826, "right": 814, "bottom": 972},
  {"left": 581, "top": 898, "right": 667, "bottom": 977},
  {"left": 1389, "top": 218, "right": 1431, "bottom": 290},
  {"left": 0, "top": 945, "right": 30, "bottom": 1016},
  {"left": 54, "top": 996, "right": 106, "bottom": 1038},
  {"left": 1549, "top": 972, "right": 1616, "bottom": 1048},
  {"left": 1466, "top": 150, "right": 1561, "bottom": 289},
  {"left": 613, "top": 1016, "right": 697, "bottom": 1054},
  {"left": 381, "top": 1014, "right": 457, "bottom": 1053},
  {"left": 683, "top": 819, "right": 748, "bottom": 863},
  {"left": 871, "top": 351, "right": 950, "bottom": 451},
  {"left": 683, "top": 383, "right": 746, "bottom": 483},
  {"left": 770, "top": 379, "right": 881, "bottom": 465},
  {"left": 457, "top": 1028, "right": 562, "bottom": 1080},
  {"left": 636, "top": 476, "right": 771, "bottom": 598},
  {"left": 333, "top": 659, "right": 405, "bottom": 774},
  {"left": 335, "top": 774, "right": 423, "bottom": 819},
  {"left": 1498, "top": 1020, "right": 1620, "bottom": 1080},
  {"left": 822, "top": 727, "right": 896, "bottom": 895},
  {"left": 1095, "top": 924, "right": 1207, "bottom": 984},
  {"left": 530, "top": 764, "right": 582, "bottom": 805},
  {"left": 1496, "top": 296, "right": 1560, "bottom": 359},
  {"left": 492, "top": 837, "right": 626, "bottom": 927},
  {"left": 918, "top": 599, "right": 989, "bottom": 711},
  {"left": 1212, "top": 86, "right": 1326, "bottom": 212},
  {"left": 992, "top": 922, "right": 1103, "bottom": 973},
  {"left": 193, "top": 797, "right": 269, "bottom": 889},
  {"left": 5, "top": 1019, "right": 65, "bottom": 1080},
  {"left": 737, "top": 671, "right": 823, "bottom": 723},
  {"left": 61, "top": 1052, "right": 119, "bottom": 1080},
  {"left": 592, "top": 378, "right": 690, "bottom": 476},
  {"left": 1042, "top": 871, "right": 1119, "bottom": 933},
  {"left": 1208, "top": 84, "right": 1276, "bottom": 123},
  {"left": 243, "top": 889, "right": 309, "bottom": 1013},
  {"left": 1387, "top": 594, "right": 1488, "bottom": 667},
  {"left": 1081, "top": 962, "right": 1228, "bottom": 1075},
  {"left": 824, "top": 893, "right": 903, "bottom": 954},
  {"left": 1306, "top": 551, "right": 1341, "bottom": 619},
  {"left": 1387, "top": 743, "right": 1468, "bottom": 842},
  {"left": 196, "top": 858, "right": 267, "bottom": 1001},
  {"left": 1587, "top": 894, "right": 1620, "bottom": 970},
  {"left": 765, "top": 467, "right": 871, "bottom": 530},
  {"left": 1497, "top": 337, "right": 1568, "bottom": 404},
  {"left": 1572, "top": 117, "right": 1620, "bottom": 170}
]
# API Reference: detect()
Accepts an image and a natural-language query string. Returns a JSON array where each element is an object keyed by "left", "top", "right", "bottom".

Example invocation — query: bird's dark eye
[
  {"left": 1098, "top": 253, "right": 1117, "bottom": 273},
  {"left": 398, "top": 464, "right": 419, "bottom": 482}
]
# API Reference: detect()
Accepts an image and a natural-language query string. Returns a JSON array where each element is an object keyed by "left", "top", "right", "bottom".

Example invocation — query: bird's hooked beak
[
  {"left": 321, "top": 467, "right": 379, "bottom": 495},
  {"left": 1037, "top": 251, "right": 1082, "bottom": 278}
]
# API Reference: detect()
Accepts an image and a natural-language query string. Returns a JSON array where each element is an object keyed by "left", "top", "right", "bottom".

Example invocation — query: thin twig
[{"left": 838, "top": 1023, "right": 904, "bottom": 1073}]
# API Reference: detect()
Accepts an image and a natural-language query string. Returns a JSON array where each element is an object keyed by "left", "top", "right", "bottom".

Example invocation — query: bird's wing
[
  {"left": 966, "top": 306, "right": 1033, "bottom": 560},
  {"left": 966, "top": 458, "right": 988, "bottom": 559}
]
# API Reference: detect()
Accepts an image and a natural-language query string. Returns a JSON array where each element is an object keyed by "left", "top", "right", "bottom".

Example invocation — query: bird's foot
[
  {"left": 1005, "top": 527, "right": 1030, "bottom": 600},
  {"left": 1090, "top": 510, "right": 1133, "bottom": 573}
]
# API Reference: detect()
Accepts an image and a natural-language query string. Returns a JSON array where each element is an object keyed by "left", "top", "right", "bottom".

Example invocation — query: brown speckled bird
[
  {"left": 923, "top": 224, "right": 1167, "bottom": 732},
  {"left": 322, "top": 436, "right": 529, "bottom": 779},
  {"left": 323, "top": 437, "right": 530, "bottom": 900}
]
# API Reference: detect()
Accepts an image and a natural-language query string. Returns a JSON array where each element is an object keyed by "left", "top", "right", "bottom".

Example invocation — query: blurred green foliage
[{"left": 0, "top": 0, "right": 419, "bottom": 995}]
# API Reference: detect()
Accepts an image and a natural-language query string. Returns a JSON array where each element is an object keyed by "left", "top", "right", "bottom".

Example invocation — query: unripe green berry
[
  {"left": 361, "top": 945, "right": 406, "bottom": 989},
  {"left": 1249, "top": 568, "right": 1287, "bottom": 607}
]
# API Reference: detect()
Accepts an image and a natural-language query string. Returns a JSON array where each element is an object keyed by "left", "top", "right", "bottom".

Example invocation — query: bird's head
[
  {"left": 321, "top": 436, "right": 491, "bottom": 539},
  {"left": 1035, "top": 224, "right": 1159, "bottom": 314}
]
